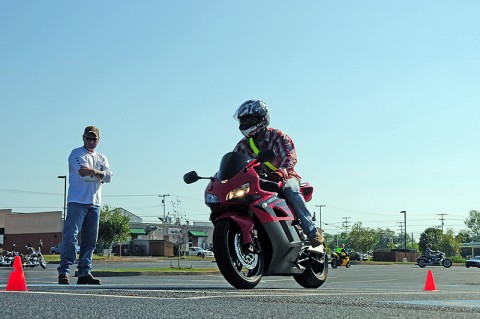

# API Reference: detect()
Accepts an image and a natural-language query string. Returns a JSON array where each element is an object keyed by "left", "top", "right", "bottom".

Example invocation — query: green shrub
[{"left": 449, "top": 255, "right": 465, "bottom": 263}]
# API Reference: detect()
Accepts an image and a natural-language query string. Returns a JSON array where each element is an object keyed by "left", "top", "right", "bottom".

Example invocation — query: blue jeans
[
  {"left": 283, "top": 178, "right": 317, "bottom": 238},
  {"left": 57, "top": 202, "right": 100, "bottom": 277}
]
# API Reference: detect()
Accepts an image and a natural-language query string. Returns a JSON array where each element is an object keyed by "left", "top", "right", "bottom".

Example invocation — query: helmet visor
[{"left": 239, "top": 115, "right": 258, "bottom": 126}]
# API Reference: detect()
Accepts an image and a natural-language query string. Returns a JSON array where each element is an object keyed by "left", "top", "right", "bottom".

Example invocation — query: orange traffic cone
[
  {"left": 6, "top": 256, "right": 28, "bottom": 291},
  {"left": 423, "top": 269, "right": 437, "bottom": 291}
]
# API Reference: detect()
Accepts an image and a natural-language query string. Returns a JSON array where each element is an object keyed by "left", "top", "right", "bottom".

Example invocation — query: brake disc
[{"left": 233, "top": 232, "right": 258, "bottom": 270}]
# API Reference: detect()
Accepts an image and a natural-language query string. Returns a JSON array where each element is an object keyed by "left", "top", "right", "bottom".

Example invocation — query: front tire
[
  {"left": 213, "top": 219, "right": 264, "bottom": 289},
  {"left": 39, "top": 255, "right": 46, "bottom": 269},
  {"left": 442, "top": 258, "right": 452, "bottom": 268},
  {"left": 330, "top": 259, "right": 338, "bottom": 269},
  {"left": 294, "top": 247, "right": 328, "bottom": 289}
]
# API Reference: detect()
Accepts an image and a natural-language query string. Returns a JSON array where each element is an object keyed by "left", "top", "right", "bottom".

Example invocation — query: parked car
[
  {"left": 349, "top": 252, "right": 361, "bottom": 261},
  {"left": 49, "top": 243, "right": 79, "bottom": 254},
  {"left": 189, "top": 246, "right": 214, "bottom": 258},
  {"left": 465, "top": 256, "right": 480, "bottom": 268}
]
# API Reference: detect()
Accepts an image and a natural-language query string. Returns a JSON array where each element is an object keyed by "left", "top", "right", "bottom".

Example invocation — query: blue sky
[{"left": 1, "top": 1, "right": 478, "bottom": 238}]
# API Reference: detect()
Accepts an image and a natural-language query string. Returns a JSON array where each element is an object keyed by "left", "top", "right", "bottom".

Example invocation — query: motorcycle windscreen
[{"left": 217, "top": 152, "right": 252, "bottom": 181}]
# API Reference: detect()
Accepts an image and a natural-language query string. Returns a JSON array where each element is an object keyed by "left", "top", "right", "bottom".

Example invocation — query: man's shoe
[
  {"left": 77, "top": 274, "right": 101, "bottom": 285},
  {"left": 58, "top": 273, "right": 70, "bottom": 285},
  {"left": 309, "top": 231, "right": 324, "bottom": 248}
]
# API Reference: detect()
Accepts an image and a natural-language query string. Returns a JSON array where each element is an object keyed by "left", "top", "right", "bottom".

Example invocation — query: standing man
[
  {"left": 58, "top": 126, "right": 113, "bottom": 285},
  {"left": 233, "top": 99, "right": 324, "bottom": 247}
]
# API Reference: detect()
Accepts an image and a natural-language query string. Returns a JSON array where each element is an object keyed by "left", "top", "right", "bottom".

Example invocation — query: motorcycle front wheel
[
  {"left": 442, "top": 258, "right": 452, "bottom": 268},
  {"left": 213, "top": 219, "right": 264, "bottom": 289},
  {"left": 294, "top": 246, "right": 328, "bottom": 289},
  {"left": 330, "top": 259, "right": 338, "bottom": 269},
  {"left": 39, "top": 255, "right": 46, "bottom": 269}
]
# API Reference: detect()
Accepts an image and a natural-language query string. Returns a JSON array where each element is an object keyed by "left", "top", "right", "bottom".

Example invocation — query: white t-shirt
[{"left": 67, "top": 146, "right": 112, "bottom": 206}]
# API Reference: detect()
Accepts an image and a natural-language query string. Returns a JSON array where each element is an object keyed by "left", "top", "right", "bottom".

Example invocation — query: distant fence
[{"left": 373, "top": 250, "right": 419, "bottom": 262}]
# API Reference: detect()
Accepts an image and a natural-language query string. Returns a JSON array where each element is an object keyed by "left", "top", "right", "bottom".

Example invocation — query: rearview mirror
[{"left": 183, "top": 171, "right": 200, "bottom": 184}]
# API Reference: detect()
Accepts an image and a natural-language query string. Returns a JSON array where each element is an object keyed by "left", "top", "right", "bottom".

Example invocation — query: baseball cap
[{"left": 83, "top": 126, "right": 100, "bottom": 138}]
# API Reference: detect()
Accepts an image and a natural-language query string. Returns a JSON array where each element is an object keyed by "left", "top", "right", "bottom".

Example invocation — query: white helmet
[{"left": 233, "top": 100, "right": 270, "bottom": 137}]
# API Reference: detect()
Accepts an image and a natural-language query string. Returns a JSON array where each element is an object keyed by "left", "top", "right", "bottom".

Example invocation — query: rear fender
[{"left": 215, "top": 214, "right": 254, "bottom": 246}]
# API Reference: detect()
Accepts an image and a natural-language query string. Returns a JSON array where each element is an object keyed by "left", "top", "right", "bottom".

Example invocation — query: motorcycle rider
[
  {"left": 233, "top": 99, "right": 324, "bottom": 247},
  {"left": 425, "top": 244, "right": 440, "bottom": 264},
  {"left": 336, "top": 243, "right": 347, "bottom": 264}
]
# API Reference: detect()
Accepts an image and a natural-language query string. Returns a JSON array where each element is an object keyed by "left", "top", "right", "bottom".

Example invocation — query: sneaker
[
  {"left": 309, "top": 231, "right": 324, "bottom": 248},
  {"left": 77, "top": 274, "right": 101, "bottom": 285},
  {"left": 58, "top": 273, "right": 70, "bottom": 285}
]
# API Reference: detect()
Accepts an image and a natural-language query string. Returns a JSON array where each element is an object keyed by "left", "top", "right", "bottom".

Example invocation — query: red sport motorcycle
[{"left": 184, "top": 150, "right": 328, "bottom": 289}]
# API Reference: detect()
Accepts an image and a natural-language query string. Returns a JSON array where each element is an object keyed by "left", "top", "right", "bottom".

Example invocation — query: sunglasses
[{"left": 83, "top": 136, "right": 99, "bottom": 142}]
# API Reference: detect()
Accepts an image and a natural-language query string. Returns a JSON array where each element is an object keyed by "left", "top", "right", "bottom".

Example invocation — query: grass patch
[{"left": 43, "top": 254, "right": 215, "bottom": 263}]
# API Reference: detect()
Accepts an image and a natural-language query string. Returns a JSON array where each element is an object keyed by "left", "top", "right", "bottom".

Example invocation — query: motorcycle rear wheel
[
  {"left": 418, "top": 258, "right": 427, "bottom": 268},
  {"left": 213, "top": 219, "right": 264, "bottom": 289},
  {"left": 294, "top": 247, "right": 328, "bottom": 289}
]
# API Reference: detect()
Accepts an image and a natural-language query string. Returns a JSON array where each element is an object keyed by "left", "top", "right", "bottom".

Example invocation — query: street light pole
[
  {"left": 315, "top": 204, "right": 325, "bottom": 229},
  {"left": 57, "top": 175, "right": 67, "bottom": 241},
  {"left": 400, "top": 211, "right": 407, "bottom": 260},
  {"left": 158, "top": 194, "right": 170, "bottom": 222}
]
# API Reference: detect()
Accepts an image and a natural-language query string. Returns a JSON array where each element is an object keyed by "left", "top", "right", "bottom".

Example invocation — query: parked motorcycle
[
  {"left": 184, "top": 150, "right": 328, "bottom": 289},
  {"left": 23, "top": 240, "right": 47, "bottom": 269},
  {"left": 330, "top": 252, "right": 351, "bottom": 268},
  {"left": 0, "top": 244, "right": 21, "bottom": 267},
  {"left": 416, "top": 251, "right": 452, "bottom": 268}
]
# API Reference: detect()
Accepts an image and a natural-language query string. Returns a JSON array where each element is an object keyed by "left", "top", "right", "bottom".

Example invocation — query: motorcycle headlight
[
  {"left": 205, "top": 193, "right": 219, "bottom": 204},
  {"left": 226, "top": 183, "right": 250, "bottom": 201}
]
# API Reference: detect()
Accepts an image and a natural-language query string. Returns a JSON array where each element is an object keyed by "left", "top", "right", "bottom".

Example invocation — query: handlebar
[{"left": 259, "top": 179, "right": 282, "bottom": 194}]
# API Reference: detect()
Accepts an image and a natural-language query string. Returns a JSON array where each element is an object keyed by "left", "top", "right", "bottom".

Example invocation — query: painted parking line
[{"left": 390, "top": 300, "right": 480, "bottom": 309}]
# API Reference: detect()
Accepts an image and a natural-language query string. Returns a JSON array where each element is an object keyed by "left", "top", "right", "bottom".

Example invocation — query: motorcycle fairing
[
  {"left": 251, "top": 195, "right": 296, "bottom": 223},
  {"left": 262, "top": 221, "right": 304, "bottom": 275}
]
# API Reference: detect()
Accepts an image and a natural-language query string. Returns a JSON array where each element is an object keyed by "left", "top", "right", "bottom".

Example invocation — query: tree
[
  {"left": 418, "top": 227, "right": 443, "bottom": 252},
  {"left": 438, "top": 229, "right": 461, "bottom": 257},
  {"left": 98, "top": 205, "right": 131, "bottom": 250},
  {"left": 456, "top": 229, "right": 471, "bottom": 244},
  {"left": 419, "top": 227, "right": 460, "bottom": 257},
  {"left": 348, "top": 222, "right": 378, "bottom": 253},
  {"left": 373, "top": 228, "right": 396, "bottom": 251},
  {"left": 464, "top": 210, "right": 480, "bottom": 241}
]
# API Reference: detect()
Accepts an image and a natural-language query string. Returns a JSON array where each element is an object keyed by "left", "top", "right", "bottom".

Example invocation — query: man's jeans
[
  {"left": 283, "top": 178, "right": 317, "bottom": 238},
  {"left": 57, "top": 202, "right": 100, "bottom": 277}
]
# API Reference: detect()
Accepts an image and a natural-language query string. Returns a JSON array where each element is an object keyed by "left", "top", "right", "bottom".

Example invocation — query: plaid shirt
[{"left": 233, "top": 127, "right": 301, "bottom": 180}]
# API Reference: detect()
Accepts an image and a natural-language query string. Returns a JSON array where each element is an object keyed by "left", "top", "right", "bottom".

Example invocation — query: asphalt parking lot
[{"left": 1, "top": 262, "right": 480, "bottom": 318}]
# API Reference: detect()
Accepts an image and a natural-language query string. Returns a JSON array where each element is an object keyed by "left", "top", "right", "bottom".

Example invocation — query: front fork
[{"left": 215, "top": 214, "right": 261, "bottom": 254}]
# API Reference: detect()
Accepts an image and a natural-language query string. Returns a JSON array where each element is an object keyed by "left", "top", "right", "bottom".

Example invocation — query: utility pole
[
  {"left": 158, "top": 194, "right": 170, "bottom": 222},
  {"left": 57, "top": 175, "right": 67, "bottom": 241},
  {"left": 438, "top": 213, "right": 447, "bottom": 233},
  {"left": 315, "top": 204, "right": 325, "bottom": 229},
  {"left": 400, "top": 211, "right": 407, "bottom": 260},
  {"left": 342, "top": 217, "right": 351, "bottom": 233},
  {"left": 397, "top": 222, "right": 404, "bottom": 235}
]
